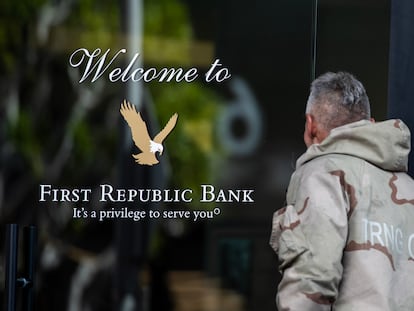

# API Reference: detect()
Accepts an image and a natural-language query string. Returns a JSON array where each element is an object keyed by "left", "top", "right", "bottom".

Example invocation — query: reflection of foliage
[
  {"left": 67, "top": 0, "right": 119, "bottom": 31},
  {"left": 1, "top": 0, "right": 219, "bottom": 222},
  {"left": 0, "top": 0, "right": 45, "bottom": 19},
  {"left": 1, "top": 0, "right": 220, "bottom": 309},
  {"left": 144, "top": 0, "right": 220, "bottom": 202},
  {"left": 0, "top": 0, "right": 46, "bottom": 72},
  {"left": 0, "top": 1, "right": 123, "bottom": 307},
  {"left": 144, "top": 0, "right": 191, "bottom": 39},
  {"left": 65, "top": 0, "right": 120, "bottom": 49},
  {"left": 150, "top": 82, "right": 220, "bottom": 202},
  {"left": 6, "top": 110, "right": 43, "bottom": 177},
  {"left": 0, "top": 0, "right": 122, "bottom": 264}
]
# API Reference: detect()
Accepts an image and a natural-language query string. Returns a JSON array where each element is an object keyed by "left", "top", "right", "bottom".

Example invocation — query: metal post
[
  {"left": 22, "top": 226, "right": 37, "bottom": 311},
  {"left": 310, "top": 0, "right": 319, "bottom": 82},
  {"left": 116, "top": 1, "right": 145, "bottom": 309},
  {"left": 5, "top": 224, "right": 19, "bottom": 311}
]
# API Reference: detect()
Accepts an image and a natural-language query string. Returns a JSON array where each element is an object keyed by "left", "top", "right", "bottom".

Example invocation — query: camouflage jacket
[{"left": 270, "top": 119, "right": 414, "bottom": 310}]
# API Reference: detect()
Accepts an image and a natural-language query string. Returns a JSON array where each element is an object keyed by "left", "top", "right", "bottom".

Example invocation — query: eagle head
[{"left": 150, "top": 140, "right": 164, "bottom": 155}]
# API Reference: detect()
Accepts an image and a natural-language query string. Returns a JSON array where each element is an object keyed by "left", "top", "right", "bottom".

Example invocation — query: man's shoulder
[{"left": 296, "top": 153, "right": 365, "bottom": 178}]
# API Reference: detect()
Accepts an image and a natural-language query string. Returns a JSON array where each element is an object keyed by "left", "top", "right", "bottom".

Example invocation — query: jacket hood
[{"left": 297, "top": 119, "right": 411, "bottom": 172}]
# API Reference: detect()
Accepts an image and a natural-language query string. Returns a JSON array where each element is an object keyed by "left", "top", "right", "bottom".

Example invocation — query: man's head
[{"left": 304, "top": 71, "right": 371, "bottom": 147}]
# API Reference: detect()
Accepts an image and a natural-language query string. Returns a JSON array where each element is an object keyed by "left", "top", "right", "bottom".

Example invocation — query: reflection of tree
[
  {"left": 1, "top": 0, "right": 220, "bottom": 310},
  {"left": 149, "top": 82, "right": 219, "bottom": 203}
]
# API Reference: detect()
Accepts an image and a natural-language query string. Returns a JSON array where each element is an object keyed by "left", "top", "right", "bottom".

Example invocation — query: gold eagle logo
[{"left": 120, "top": 100, "right": 178, "bottom": 166}]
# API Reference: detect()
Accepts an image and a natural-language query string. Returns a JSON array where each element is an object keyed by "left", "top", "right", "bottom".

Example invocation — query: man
[{"left": 270, "top": 72, "right": 414, "bottom": 310}]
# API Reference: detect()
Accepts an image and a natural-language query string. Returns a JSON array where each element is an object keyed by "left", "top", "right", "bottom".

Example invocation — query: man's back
[
  {"left": 335, "top": 164, "right": 414, "bottom": 310},
  {"left": 271, "top": 119, "right": 414, "bottom": 310}
]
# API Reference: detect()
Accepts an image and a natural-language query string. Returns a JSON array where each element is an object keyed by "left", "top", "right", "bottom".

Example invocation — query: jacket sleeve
[{"left": 270, "top": 170, "right": 351, "bottom": 311}]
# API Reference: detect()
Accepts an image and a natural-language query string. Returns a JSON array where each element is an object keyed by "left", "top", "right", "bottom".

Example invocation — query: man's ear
[
  {"left": 306, "top": 114, "right": 315, "bottom": 134},
  {"left": 304, "top": 114, "right": 317, "bottom": 147}
]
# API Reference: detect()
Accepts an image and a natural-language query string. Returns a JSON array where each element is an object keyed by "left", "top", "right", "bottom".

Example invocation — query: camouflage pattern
[{"left": 270, "top": 119, "right": 414, "bottom": 310}]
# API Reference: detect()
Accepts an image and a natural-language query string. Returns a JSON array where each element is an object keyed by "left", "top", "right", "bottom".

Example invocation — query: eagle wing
[
  {"left": 153, "top": 113, "right": 178, "bottom": 144},
  {"left": 120, "top": 100, "right": 151, "bottom": 153}
]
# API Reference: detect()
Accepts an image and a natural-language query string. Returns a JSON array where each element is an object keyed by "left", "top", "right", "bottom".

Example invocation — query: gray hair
[{"left": 306, "top": 71, "right": 371, "bottom": 131}]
